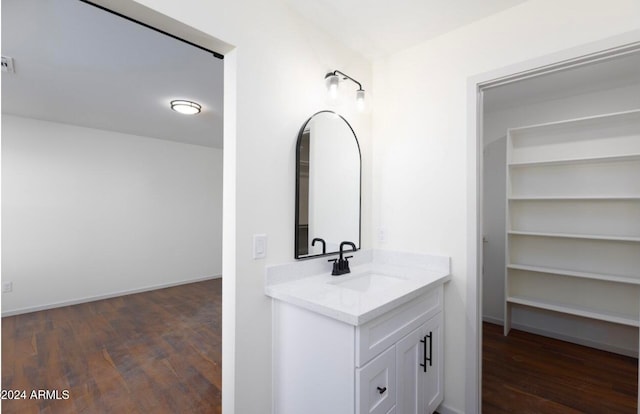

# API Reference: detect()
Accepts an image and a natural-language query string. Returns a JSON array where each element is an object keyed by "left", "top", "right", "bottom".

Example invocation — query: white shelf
[
  {"left": 507, "top": 264, "right": 640, "bottom": 285},
  {"left": 509, "top": 236, "right": 639, "bottom": 277},
  {"left": 504, "top": 109, "right": 640, "bottom": 339},
  {"left": 508, "top": 231, "right": 640, "bottom": 243},
  {"left": 509, "top": 160, "right": 640, "bottom": 198},
  {"left": 509, "top": 196, "right": 640, "bottom": 201},
  {"left": 509, "top": 153, "right": 640, "bottom": 168},
  {"left": 508, "top": 198, "right": 640, "bottom": 238},
  {"left": 507, "top": 109, "right": 640, "bottom": 165},
  {"left": 508, "top": 108, "right": 640, "bottom": 134},
  {"left": 507, "top": 295, "right": 639, "bottom": 327}
]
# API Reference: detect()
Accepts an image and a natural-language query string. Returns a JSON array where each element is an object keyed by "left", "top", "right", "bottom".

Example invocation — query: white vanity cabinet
[
  {"left": 273, "top": 284, "right": 444, "bottom": 414},
  {"left": 395, "top": 313, "right": 443, "bottom": 414}
]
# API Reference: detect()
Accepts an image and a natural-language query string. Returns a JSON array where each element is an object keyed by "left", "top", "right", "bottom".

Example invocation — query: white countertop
[{"left": 265, "top": 250, "right": 451, "bottom": 325}]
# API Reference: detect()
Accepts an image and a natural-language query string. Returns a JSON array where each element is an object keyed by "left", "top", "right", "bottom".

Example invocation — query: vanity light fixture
[
  {"left": 325, "top": 70, "right": 365, "bottom": 111},
  {"left": 170, "top": 99, "right": 202, "bottom": 115}
]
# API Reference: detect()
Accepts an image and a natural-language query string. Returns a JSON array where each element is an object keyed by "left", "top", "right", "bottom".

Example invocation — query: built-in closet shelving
[{"left": 504, "top": 109, "right": 640, "bottom": 335}]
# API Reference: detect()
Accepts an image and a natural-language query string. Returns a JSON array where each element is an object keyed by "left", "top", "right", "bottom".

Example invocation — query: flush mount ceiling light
[
  {"left": 324, "top": 70, "right": 365, "bottom": 111},
  {"left": 170, "top": 100, "right": 202, "bottom": 115}
]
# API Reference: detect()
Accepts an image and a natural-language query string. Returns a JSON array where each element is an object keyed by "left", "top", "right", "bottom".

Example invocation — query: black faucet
[
  {"left": 328, "top": 241, "right": 356, "bottom": 276},
  {"left": 311, "top": 238, "right": 326, "bottom": 254}
]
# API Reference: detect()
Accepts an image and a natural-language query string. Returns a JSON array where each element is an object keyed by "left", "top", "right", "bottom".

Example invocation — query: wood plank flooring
[
  {"left": 2, "top": 278, "right": 222, "bottom": 414},
  {"left": 483, "top": 322, "right": 637, "bottom": 413}
]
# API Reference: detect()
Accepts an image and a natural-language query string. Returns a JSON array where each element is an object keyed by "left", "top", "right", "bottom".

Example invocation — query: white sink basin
[{"left": 330, "top": 272, "right": 405, "bottom": 293}]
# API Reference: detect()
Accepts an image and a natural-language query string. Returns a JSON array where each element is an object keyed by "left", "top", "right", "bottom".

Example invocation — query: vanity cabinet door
[
  {"left": 424, "top": 312, "right": 443, "bottom": 413},
  {"left": 395, "top": 323, "right": 427, "bottom": 414},
  {"left": 395, "top": 312, "right": 443, "bottom": 414}
]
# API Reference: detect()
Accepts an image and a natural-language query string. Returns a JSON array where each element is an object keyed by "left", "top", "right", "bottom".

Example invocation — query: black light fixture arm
[{"left": 326, "top": 70, "right": 364, "bottom": 91}]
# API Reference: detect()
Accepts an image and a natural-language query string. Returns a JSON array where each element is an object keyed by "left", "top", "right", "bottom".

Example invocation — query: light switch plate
[{"left": 253, "top": 234, "right": 267, "bottom": 259}]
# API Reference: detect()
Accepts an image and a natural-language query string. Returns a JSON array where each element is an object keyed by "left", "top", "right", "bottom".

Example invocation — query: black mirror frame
[{"left": 294, "top": 110, "right": 362, "bottom": 260}]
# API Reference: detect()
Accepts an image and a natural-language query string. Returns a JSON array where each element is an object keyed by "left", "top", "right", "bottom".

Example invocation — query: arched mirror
[{"left": 295, "top": 111, "right": 361, "bottom": 259}]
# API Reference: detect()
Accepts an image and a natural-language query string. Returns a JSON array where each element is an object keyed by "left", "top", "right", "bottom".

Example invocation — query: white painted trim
[
  {"left": 85, "top": 0, "right": 233, "bottom": 55},
  {"left": 1, "top": 274, "right": 222, "bottom": 317},
  {"left": 271, "top": 295, "right": 278, "bottom": 414},
  {"left": 465, "top": 74, "right": 482, "bottom": 414},
  {"left": 466, "top": 30, "right": 640, "bottom": 414},
  {"left": 437, "top": 403, "right": 465, "bottom": 414},
  {"left": 514, "top": 322, "right": 638, "bottom": 358},
  {"left": 478, "top": 39, "right": 640, "bottom": 90},
  {"left": 482, "top": 318, "right": 637, "bottom": 358},
  {"left": 221, "top": 47, "right": 238, "bottom": 414},
  {"left": 482, "top": 315, "right": 502, "bottom": 325}
]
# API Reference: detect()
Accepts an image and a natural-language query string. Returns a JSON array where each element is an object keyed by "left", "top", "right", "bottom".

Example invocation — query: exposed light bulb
[
  {"left": 356, "top": 89, "right": 365, "bottom": 111},
  {"left": 329, "top": 83, "right": 338, "bottom": 98},
  {"left": 325, "top": 74, "right": 339, "bottom": 99}
]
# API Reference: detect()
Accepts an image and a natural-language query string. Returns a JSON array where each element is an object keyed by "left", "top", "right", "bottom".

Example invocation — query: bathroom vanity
[
  {"left": 277, "top": 111, "right": 450, "bottom": 413},
  {"left": 266, "top": 250, "right": 450, "bottom": 414}
]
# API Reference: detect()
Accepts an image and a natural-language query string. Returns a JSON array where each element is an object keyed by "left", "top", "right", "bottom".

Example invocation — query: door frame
[{"left": 465, "top": 31, "right": 640, "bottom": 413}]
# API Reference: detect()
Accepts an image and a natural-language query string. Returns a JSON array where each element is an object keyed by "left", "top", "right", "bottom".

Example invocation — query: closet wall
[{"left": 482, "top": 66, "right": 640, "bottom": 355}]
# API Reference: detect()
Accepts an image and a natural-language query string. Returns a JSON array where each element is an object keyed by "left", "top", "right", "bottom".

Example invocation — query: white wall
[
  {"left": 372, "top": 1, "right": 640, "bottom": 412},
  {"left": 482, "top": 82, "right": 640, "bottom": 356},
  {"left": 106, "top": 1, "right": 373, "bottom": 413},
  {"left": 482, "top": 135, "right": 506, "bottom": 324},
  {"left": 1, "top": 114, "right": 222, "bottom": 315}
]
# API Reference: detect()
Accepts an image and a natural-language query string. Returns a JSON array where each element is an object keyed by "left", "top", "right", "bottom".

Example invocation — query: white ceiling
[
  {"left": 1, "top": 0, "right": 224, "bottom": 148},
  {"left": 284, "top": 0, "right": 528, "bottom": 59},
  {"left": 6, "top": 0, "right": 633, "bottom": 148},
  {"left": 483, "top": 51, "right": 640, "bottom": 113}
]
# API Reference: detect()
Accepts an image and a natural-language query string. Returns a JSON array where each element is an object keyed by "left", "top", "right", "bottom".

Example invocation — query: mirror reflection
[{"left": 295, "top": 111, "right": 361, "bottom": 259}]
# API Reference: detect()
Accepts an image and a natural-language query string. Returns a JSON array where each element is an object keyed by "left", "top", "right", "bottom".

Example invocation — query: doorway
[
  {"left": 477, "top": 45, "right": 640, "bottom": 410},
  {"left": 1, "top": 0, "right": 227, "bottom": 412},
  {"left": 480, "top": 50, "right": 640, "bottom": 412}
]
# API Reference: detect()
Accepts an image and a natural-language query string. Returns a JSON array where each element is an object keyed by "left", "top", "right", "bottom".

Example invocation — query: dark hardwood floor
[
  {"left": 2, "top": 278, "right": 222, "bottom": 414},
  {"left": 483, "top": 322, "right": 637, "bottom": 414}
]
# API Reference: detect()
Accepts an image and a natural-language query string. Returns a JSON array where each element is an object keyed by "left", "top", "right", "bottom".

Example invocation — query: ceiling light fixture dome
[{"left": 170, "top": 100, "right": 202, "bottom": 115}]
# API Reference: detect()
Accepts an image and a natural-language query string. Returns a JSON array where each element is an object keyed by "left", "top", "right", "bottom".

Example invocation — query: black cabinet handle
[
  {"left": 419, "top": 332, "right": 433, "bottom": 373},
  {"left": 427, "top": 332, "right": 433, "bottom": 367},
  {"left": 377, "top": 386, "right": 387, "bottom": 394}
]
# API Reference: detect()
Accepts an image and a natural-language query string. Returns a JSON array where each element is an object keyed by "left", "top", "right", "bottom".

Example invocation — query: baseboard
[
  {"left": 482, "top": 316, "right": 638, "bottom": 357},
  {"left": 437, "top": 403, "right": 464, "bottom": 414},
  {"left": 515, "top": 322, "right": 637, "bottom": 357},
  {"left": 1, "top": 274, "right": 222, "bottom": 317},
  {"left": 482, "top": 315, "right": 503, "bottom": 325}
]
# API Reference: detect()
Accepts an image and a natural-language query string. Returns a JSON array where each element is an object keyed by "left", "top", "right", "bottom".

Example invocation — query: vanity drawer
[
  {"left": 356, "top": 345, "right": 396, "bottom": 414},
  {"left": 356, "top": 285, "right": 442, "bottom": 367}
]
